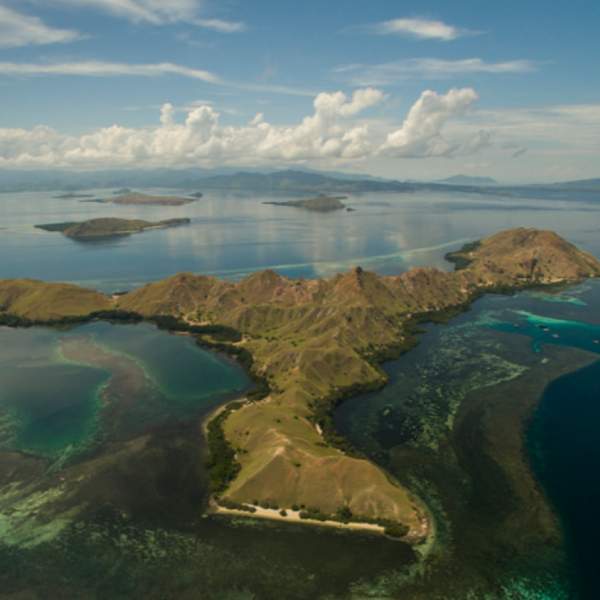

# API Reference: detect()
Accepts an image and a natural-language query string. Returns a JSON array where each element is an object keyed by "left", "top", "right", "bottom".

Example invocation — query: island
[
  {"left": 35, "top": 217, "right": 190, "bottom": 240},
  {"left": 263, "top": 195, "right": 348, "bottom": 212},
  {"left": 1, "top": 228, "right": 598, "bottom": 544},
  {"left": 53, "top": 192, "right": 96, "bottom": 199},
  {"left": 111, "top": 192, "right": 197, "bottom": 206}
]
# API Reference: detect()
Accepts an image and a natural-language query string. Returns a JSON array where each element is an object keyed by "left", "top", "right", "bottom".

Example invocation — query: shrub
[{"left": 384, "top": 523, "right": 409, "bottom": 539}]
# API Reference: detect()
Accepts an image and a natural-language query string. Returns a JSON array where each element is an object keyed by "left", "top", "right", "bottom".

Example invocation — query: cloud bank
[{"left": 0, "top": 87, "right": 486, "bottom": 169}]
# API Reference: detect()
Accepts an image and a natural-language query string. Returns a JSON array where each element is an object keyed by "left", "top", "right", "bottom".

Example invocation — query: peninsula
[
  {"left": 0, "top": 228, "right": 598, "bottom": 541},
  {"left": 263, "top": 195, "right": 348, "bottom": 211},
  {"left": 35, "top": 217, "right": 190, "bottom": 240}
]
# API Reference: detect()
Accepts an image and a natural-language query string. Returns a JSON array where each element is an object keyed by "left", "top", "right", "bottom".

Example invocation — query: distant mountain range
[
  {"left": 436, "top": 175, "right": 498, "bottom": 186},
  {"left": 0, "top": 167, "right": 598, "bottom": 199}
]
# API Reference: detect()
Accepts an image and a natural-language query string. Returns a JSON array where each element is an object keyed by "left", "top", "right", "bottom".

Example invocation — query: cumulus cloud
[
  {"left": 45, "top": 0, "right": 245, "bottom": 31},
  {"left": 381, "top": 88, "right": 479, "bottom": 157},
  {"left": 335, "top": 58, "right": 537, "bottom": 86},
  {"left": 367, "top": 17, "right": 472, "bottom": 41},
  {"left": 0, "top": 87, "right": 485, "bottom": 169},
  {"left": 0, "top": 4, "right": 81, "bottom": 47}
]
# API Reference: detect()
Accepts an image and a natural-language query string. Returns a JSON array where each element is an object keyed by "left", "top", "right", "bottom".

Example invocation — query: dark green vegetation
[
  {"left": 444, "top": 240, "right": 481, "bottom": 270},
  {"left": 263, "top": 195, "right": 348, "bottom": 212},
  {"left": 205, "top": 402, "right": 244, "bottom": 494},
  {"left": 35, "top": 217, "right": 191, "bottom": 240}
]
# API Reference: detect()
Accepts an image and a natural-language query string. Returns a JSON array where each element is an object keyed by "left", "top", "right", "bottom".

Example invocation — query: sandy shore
[{"left": 209, "top": 500, "right": 389, "bottom": 535}]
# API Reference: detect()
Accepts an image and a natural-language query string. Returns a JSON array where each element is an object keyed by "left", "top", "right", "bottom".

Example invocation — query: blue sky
[{"left": 0, "top": 0, "right": 599, "bottom": 182}]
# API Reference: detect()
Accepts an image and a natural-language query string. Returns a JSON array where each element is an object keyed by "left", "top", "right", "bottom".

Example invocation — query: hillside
[
  {"left": 0, "top": 279, "right": 111, "bottom": 320},
  {"left": 2, "top": 228, "right": 599, "bottom": 539},
  {"left": 36, "top": 217, "right": 190, "bottom": 240}
]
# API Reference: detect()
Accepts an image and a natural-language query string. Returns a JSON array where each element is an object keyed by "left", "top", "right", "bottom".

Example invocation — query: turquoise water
[{"left": 0, "top": 322, "right": 249, "bottom": 459}]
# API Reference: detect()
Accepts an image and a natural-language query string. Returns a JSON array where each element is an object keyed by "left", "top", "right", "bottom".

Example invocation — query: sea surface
[
  {"left": 1, "top": 188, "right": 600, "bottom": 598},
  {"left": 0, "top": 187, "right": 598, "bottom": 290}
]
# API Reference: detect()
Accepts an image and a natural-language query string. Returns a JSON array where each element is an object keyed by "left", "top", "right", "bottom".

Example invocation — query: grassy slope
[{"left": 0, "top": 280, "right": 111, "bottom": 320}]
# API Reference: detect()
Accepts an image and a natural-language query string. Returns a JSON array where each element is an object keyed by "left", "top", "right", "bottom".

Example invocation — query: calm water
[{"left": 0, "top": 188, "right": 599, "bottom": 290}]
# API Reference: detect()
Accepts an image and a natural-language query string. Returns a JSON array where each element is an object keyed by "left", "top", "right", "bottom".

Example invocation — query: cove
[{"left": 0, "top": 321, "right": 250, "bottom": 460}]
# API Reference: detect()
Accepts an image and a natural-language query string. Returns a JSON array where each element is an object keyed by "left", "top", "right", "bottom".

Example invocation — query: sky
[{"left": 0, "top": 0, "right": 599, "bottom": 183}]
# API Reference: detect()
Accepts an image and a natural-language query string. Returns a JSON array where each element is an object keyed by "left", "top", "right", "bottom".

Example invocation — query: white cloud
[
  {"left": 0, "top": 4, "right": 81, "bottom": 47},
  {"left": 368, "top": 17, "right": 470, "bottom": 41},
  {"left": 381, "top": 88, "right": 479, "bottom": 157},
  {"left": 0, "top": 60, "right": 220, "bottom": 82},
  {"left": 45, "top": 0, "right": 245, "bottom": 31},
  {"left": 335, "top": 58, "right": 537, "bottom": 86},
  {"left": 0, "top": 59, "right": 317, "bottom": 96},
  {"left": 0, "top": 87, "right": 489, "bottom": 169},
  {"left": 192, "top": 18, "right": 245, "bottom": 33}
]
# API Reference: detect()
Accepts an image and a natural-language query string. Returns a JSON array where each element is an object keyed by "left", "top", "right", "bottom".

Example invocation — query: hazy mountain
[
  {"left": 0, "top": 168, "right": 598, "bottom": 200},
  {"left": 437, "top": 175, "right": 498, "bottom": 186}
]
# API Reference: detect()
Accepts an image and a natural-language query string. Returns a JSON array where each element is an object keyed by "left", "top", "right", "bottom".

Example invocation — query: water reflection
[{"left": 0, "top": 189, "right": 599, "bottom": 291}]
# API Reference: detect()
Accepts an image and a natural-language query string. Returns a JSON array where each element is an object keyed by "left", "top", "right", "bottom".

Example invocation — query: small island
[
  {"left": 263, "top": 195, "right": 348, "bottom": 212},
  {"left": 111, "top": 192, "right": 197, "bottom": 206},
  {"left": 35, "top": 217, "right": 190, "bottom": 240},
  {"left": 53, "top": 192, "right": 95, "bottom": 199}
]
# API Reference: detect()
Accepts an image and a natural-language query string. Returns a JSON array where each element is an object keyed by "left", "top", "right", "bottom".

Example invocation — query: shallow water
[{"left": 0, "top": 321, "right": 249, "bottom": 459}]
